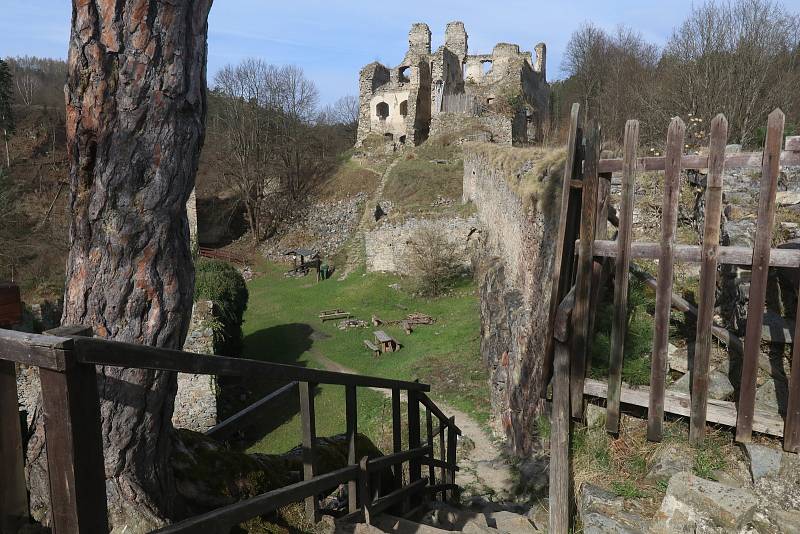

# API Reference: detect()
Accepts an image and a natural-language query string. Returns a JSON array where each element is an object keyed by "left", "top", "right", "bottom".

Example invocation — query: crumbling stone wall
[
  {"left": 173, "top": 300, "right": 219, "bottom": 433},
  {"left": 429, "top": 112, "right": 512, "bottom": 145},
  {"left": 364, "top": 216, "right": 478, "bottom": 273},
  {"left": 463, "top": 146, "right": 560, "bottom": 455}
]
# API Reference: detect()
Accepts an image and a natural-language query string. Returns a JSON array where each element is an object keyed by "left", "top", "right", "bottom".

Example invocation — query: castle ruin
[{"left": 357, "top": 22, "right": 549, "bottom": 147}]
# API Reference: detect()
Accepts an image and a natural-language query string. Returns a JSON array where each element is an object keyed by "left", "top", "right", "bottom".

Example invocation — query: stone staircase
[{"left": 342, "top": 503, "right": 545, "bottom": 533}]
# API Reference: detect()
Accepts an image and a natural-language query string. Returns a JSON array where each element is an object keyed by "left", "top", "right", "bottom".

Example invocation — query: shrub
[
  {"left": 194, "top": 259, "right": 249, "bottom": 355},
  {"left": 405, "top": 227, "right": 462, "bottom": 297}
]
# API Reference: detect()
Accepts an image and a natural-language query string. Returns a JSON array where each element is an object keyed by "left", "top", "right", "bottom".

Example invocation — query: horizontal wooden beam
[
  {"left": 154, "top": 465, "right": 360, "bottom": 532},
  {"left": 205, "top": 381, "right": 299, "bottom": 440},
  {"left": 0, "top": 329, "right": 73, "bottom": 371},
  {"left": 75, "top": 337, "right": 430, "bottom": 391},
  {"left": 419, "top": 457, "right": 459, "bottom": 471},
  {"left": 583, "top": 378, "right": 784, "bottom": 437},
  {"left": 598, "top": 149, "right": 800, "bottom": 174},
  {"left": 366, "top": 445, "right": 432, "bottom": 473},
  {"left": 589, "top": 240, "right": 800, "bottom": 268}
]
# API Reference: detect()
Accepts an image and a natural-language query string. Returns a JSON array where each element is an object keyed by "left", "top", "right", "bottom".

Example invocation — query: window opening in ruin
[
  {"left": 487, "top": 97, "right": 494, "bottom": 105},
  {"left": 376, "top": 102, "right": 389, "bottom": 120},
  {"left": 399, "top": 135, "right": 407, "bottom": 144},
  {"left": 482, "top": 60, "right": 492, "bottom": 76},
  {"left": 384, "top": 132, "right": 394, "bottom": 141},
  {"left": 399, "top": 100, "right": 408, "bottom": 117},
  {"left": 399, "top": 66, "right": 410, "bottom": 83}
]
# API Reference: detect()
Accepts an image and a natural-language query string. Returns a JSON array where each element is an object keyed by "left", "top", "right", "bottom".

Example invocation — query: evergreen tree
[{"left": 0, "top": 59, "right": 14, "bottom": 167}]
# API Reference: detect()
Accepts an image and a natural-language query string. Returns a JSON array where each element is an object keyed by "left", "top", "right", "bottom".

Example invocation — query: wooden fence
[
  {"left": 0, "top": 327, "right": 460, "bottom": 533},
  {"left": 546, "top": 103, "right": 800, "bottom": 532}
]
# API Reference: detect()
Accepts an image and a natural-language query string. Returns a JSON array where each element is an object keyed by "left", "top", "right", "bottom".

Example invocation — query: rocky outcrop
[{"left": 463, "top": 145, "right": 560, "bottom": 454}]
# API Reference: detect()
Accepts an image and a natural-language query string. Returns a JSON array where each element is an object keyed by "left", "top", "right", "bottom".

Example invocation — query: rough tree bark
[{"left": 25, "top": 1, "right": 212, "bottom": 531}]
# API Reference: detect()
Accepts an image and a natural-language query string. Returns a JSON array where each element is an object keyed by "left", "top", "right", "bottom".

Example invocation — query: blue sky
[{"left": 2, "top": 1, "right": 799, "bottom": 105}]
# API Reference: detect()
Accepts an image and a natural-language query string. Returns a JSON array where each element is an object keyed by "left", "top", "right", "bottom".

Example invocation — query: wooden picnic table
[{"left": 373, "top": 330, "right": 399, "bottom": 353}]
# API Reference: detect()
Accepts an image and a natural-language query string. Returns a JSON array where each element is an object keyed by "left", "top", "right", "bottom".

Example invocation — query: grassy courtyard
[{"left": 238, "top": 261, "right": 488, "bottom": 455}]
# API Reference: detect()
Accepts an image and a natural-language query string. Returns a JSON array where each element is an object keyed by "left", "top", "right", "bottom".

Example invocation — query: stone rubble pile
[{"left": 578, "top": 442, "right": 800, "bottom": 533}]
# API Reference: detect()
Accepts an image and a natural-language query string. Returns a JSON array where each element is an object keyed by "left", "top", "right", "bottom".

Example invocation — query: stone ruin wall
[
  {"left": 463, "top": 147, "right": 559, "bottom": 455},
  {"left": 364, "top": 216, "right": 478, "bottom": 273}
]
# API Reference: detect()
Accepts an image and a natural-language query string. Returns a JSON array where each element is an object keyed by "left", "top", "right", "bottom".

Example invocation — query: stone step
[{"left": 371, "top": 514, "right": 455, "bottom": 533}]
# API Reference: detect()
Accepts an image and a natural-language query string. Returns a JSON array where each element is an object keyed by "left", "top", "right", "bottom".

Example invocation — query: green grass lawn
[{"left": 239, "top": 262, "right": 488, "bottom": 455}]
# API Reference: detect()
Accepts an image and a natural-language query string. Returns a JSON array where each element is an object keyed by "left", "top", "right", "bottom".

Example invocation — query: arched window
[
  {"left": 398, "top": 66, "right": 410, "bottom": 83},
  {"left": 399, "top": 100, "right": 408, "bottom": 117},
  {"left": 376, "top": 102, "right": 389, "bottom": 120}
]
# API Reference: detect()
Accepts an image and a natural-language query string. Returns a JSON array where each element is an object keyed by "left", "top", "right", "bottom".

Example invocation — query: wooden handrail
[
  {"left": 0, "top": 329, "right": 74, "bottom": 371},
  {"left": 418, "top": 393, "right": 462, "bottom": 435},
  {"left": 366, "top": 445, "right": 431, "bottom": 473},
  {"left": 71, "top": 336, "right": 430, "bottom": 391},
  {"left": 154, "top": 465, "right": 360, "bottom": 533},
  {"left": 596, "top": 147, "right": 800, "bottom": 174},
  {"left": 205, "top": 381, "right": 299, "bottom": 440}
]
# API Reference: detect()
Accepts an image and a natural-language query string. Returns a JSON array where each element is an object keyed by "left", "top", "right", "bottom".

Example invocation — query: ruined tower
[{"left": 356, "top": 22, "right": 549, "bottom": 147}]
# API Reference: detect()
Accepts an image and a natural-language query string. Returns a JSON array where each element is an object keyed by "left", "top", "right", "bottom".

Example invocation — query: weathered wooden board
[
  {"left": 648, "top": 117, "right": 686, "bottom": 442},
  {"left": 737, "top": 109, "right": 785, "bottom": 443},
  {"left": 690, "top": 114, "right": 728, "bottom": 444},
  {"left": 607, "top": 119, "right": 639, "bottom": 434},
  {"left": 597, "top": 147, "right": 800, "bottom": 174},
  {"left": 584, "top": 379, "right": 784, "bottom": 437}
]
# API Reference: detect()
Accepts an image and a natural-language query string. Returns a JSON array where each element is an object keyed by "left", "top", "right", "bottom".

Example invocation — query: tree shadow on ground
[{"left": 216, "top": 323, "right": 319, "bottom": 449}]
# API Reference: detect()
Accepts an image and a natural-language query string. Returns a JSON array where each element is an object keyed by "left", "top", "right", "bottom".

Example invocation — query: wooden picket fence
[{"left": 545, "top": 102, "right": 800, "bottom": 532}]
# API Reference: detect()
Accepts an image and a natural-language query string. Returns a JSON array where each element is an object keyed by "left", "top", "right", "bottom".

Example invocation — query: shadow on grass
[{"left": 218, "top": 323, "right": 320, "bottom": 449}]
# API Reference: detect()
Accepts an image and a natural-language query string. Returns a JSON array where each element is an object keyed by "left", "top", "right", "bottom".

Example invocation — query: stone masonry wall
[
  {"left": 463, "top": 146, "right": 560, "bottom": 455},
  {"left": 173, "top": 300, "right": 219, "bottom": 433},
  {"left": 364, "top": 216, "right": 478, "bottom": 273}
]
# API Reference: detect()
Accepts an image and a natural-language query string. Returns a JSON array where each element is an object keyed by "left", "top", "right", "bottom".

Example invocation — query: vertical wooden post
[
  {"left": 647, "top": 117, "right": 686, "bottom": 442},
  {"left": 785, "top": 298, "right": 800, "bottom": 451},
  {"left": 299, "top": 381, "right": 319, "bottom": 523},
  {"left": 586, "top": 174, "right": 611, "bottom": 376},
  {"left": 439, "top": 420, "right": 447, "bottom": 499},
  {"left": 549, "top": 339, "right": 572, "bottom": 534},
  {"left": 543, "top": 102, "right": 583, "bottom": 395},
  {"left": 737, "top": 109, "right": 785, "bottom": 443},
  {"left": 358, "top": 456, "right": 372, "bottom": 521},
  {"left": 0, "top": 360, "right": 28, "bottom": 532},
  {"left": 39, "top": 355, "right": 108, "bottom": 534},
  {"left": 345, "top": 385, "right": 358, "bottom": 513},
  {"left": 690, "top": 114, "right": 729, "bottom": 444},
  {"left": 607, "top": 120, "right": 639, "bottom": 434},
  {"left": 391, "top": 388, "right": 403, "bottom": 489},
  {"left": 426, "top": 408, "right": 436, "bottom": 491},
  {"left": 446, "top": 419, "right": 458, "bottom": 504},
  {"left": 570, "top": 120, "right": 600, "bottom": 420},
  {"left": 407, "top": 390, "right": 422, "bottom": 507}
]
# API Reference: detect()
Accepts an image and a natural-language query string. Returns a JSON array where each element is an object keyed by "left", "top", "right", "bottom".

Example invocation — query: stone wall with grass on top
[{"left": 462, "top": 143, "right": 563, "bottom": 454}]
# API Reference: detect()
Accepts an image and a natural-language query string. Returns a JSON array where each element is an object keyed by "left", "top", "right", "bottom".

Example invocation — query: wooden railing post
[
  {"left": 391, "top": 388, "right": 402, "bottom": 490},
  {"left": 446, "top": 418, "right": 458, "bottom": 504},
  {"left": 345, "top": 385, "right": 358, "bottom": 513},
  {"left": 425, "top": 408, "right": 436, "bottom": 495},
  {"left": 549, "top": 339, "right": 572, "bottom": 533},
  {"left": 438, "top": 419, "right": 446, "bottom": 499},
  {"left": 358, "top": 456, "right": 372, "bottom": 520},
  {"left": 407, "top": 389, "right": 422, "bottom": 508},
  {"left": 299, "top": 381, "right": 319, "bottom": 523},
  {"left": 0, "top": 360, "right": 27, "bottom": 532},
  {"left": 39, "top": 352, "right": 108, "bottom": 533}
]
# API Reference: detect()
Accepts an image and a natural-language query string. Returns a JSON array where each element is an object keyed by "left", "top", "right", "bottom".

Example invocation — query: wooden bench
[
  {"left": 363, "top": 339, "right": 381, "bottom": 358},
  {"left": 319, "top": 309, "right": 351, "bottom": 322}
]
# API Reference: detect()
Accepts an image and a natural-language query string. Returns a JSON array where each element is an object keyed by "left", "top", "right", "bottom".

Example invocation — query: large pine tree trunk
[{"left": 26, "top": 2, "right": 212, "bottom": 530}]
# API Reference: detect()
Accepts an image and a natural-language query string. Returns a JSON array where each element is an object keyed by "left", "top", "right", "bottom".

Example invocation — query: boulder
[
  {"left": 668, "top": 370, "right": 733, "bottom": 400},
  {"left": 578, "top": 484, "right": 649, "bottom": 534},
  {"left": 484, "top": 510, "right": 539, "bottom": 533},
  {"left": 656, "top": 472, "right": 759, "bottom": 531},
  {"left": 585, "top": 403, "right": 606, "bottom": 428},
  {"left": 646, "top": 445, "right": 693, "bottom": 483},
  {"left": 741, "top": 443, "right": 782, "bottom": 482},
  {"left": 776, "top": 191, "right": 800, "bottom": 206},
  {"left": 667, "top": 344, "right": 689, "bottom": 374},
  {"left": 755, "top": 378, "right": 788, "bottom": 414}
]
